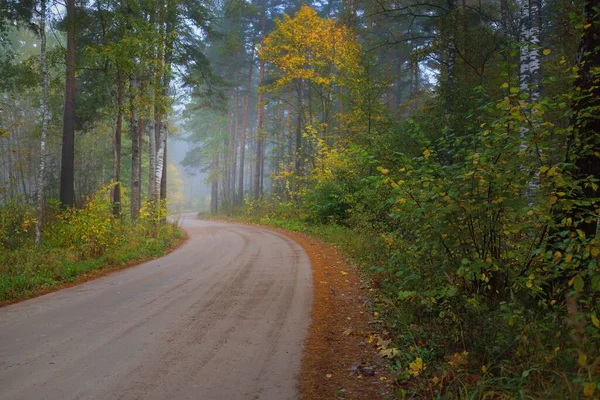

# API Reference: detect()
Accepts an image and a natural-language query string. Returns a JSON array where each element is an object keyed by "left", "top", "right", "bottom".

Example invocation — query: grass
[{"left": 0, "top": 223, "right": 184, "bottom": 303}]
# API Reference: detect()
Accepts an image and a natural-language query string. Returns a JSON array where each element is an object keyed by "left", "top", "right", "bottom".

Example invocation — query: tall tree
[
  {"left": 130, "top": 73, "right": 142, "bottom": 220},
  {"left": 563, "top": 0, "right": 600, "bottom": 238},
  {"left": 253, "top": 2, "right": 266, "bottom": 201},
  {"left": 112, "top": 71, "right": 124, "bottom": 216},
  {"left": 35, "top": 0, "right": 49, "bottom": 247},
  {"left": 238, "top": 44, "right": 254, "bottom": 205},
  {"left": 59, "top": 0, "right": 76, "bottom": 207}
]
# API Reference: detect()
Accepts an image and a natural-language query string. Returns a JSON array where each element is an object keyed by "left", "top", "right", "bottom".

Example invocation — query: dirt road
[{"left": 0, "top": 215, "right": 313, "bottom": 400}]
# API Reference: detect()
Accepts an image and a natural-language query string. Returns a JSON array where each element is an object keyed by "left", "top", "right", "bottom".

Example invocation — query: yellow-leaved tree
[{"left": 260, "top": 4, "right": 362, "bottom": 186}]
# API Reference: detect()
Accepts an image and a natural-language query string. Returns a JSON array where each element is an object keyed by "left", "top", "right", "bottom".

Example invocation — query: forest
[{"left": 1, "top": 0, "right": 599, "bottom": 398}]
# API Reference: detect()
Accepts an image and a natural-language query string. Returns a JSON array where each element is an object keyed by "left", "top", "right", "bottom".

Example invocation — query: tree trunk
[
  {"left": 565, "top": 0, "right": 600, "bottom": 238},
  {"left": 528, "top": 0, "right": 542, "bottom": 102},
  {"left": 444, "top": 0, "right": 457, "bottom": 121},
  {"left": 519, "top": 0, "right": 531, "bottom": 97},
  {"left": 112, "top": 72, "right": 124, "bottom": 217},
  {"left": 231, "top": 87, "right": 239, "bottom": 213},
  {"left": 130, "top": 74, "right": 142, "bottom": 221},
  {"left": 295, "top": 79, "right": 303, "bottom": 177},
  {"left": 211, "top": 151, "right": 219, "bottom": 214},
  {"left": 148, "top": 112, "right": 157, "bottom": 200},
  {"left": 160, "top": 0, "right": 174, "bottom": 214},
  {"left": 60, "top": 0, "right": 76, "bottom": 207},
  {"left": 153, "top": 0, "right": 166, "bottom": 205},
  {"left": 238, "top": 50, "right": 254, "bottom": 205},
  {"left": 253, "top": 6, "right": 266, "bottom": 201},
  {"left": 35, "top": 0, "right": 49, "bottom": 247}
]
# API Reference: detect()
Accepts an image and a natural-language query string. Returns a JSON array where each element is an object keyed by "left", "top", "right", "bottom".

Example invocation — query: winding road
[{"left": 0, "top": 215, "right": 313, "bottom": 400}]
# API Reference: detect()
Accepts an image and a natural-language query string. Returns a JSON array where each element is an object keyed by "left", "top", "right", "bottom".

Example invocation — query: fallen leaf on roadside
[
  {"left": 408, "top": 357, "right": 425, "bottom": 376},
  {"left": 380, "top": 348, "right": 400, "bottom": 358}
]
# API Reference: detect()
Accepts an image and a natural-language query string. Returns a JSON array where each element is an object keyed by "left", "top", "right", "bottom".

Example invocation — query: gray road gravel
[{"left": 0, "top": 215, "right": 313, "bottom": 400}]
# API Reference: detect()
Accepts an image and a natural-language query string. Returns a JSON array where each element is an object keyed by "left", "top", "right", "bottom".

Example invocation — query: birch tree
[{"left": 35, "top": 0, "right": 49, "bottom": 247}]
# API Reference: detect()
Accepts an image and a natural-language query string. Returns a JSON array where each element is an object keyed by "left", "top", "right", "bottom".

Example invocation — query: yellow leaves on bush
[{"left": 423, "top": 149, "right": 432, "bottom": 159}]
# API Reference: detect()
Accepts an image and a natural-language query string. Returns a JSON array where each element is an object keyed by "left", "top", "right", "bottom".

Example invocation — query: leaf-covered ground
[{"left": 255, "top": 225, "right": 394, "bottom": 399}]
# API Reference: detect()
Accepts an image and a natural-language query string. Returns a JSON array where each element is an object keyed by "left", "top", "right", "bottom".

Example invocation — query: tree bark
[
  {"left": 211, "top": 151, "right": 219, "bottom": 214},
  {"left": 231, "top": 87, "right": 239, "bottom": 213},
  {"left": 566, "top": 0, "right": 600, "bottom": 238},
  {"left": 153, "top": 0, "right": 166, "bottom": 205},
  {"left": 444, "top": 0, "right": 457, "bottom": 121},
  {"left": 35, "top": 0, "right": 49, "bottom": 247},
  {"left": 130, "top": 74, "right": 142, "bottom": 221},
  {"left": 238, "top": 48, "right": 255, "bottom": 205},
  {"left": 295, "top": 79, "right": 304, "bottom": 177},
  {"left": 253, "top": 5, "right": 266, "bottom": 201},
  {"left": 60, "top": 0, "right": 76, "bottom": 207},
  {"left": 160, "top": 0, "right": 174, "bottom": 212},
  {"left": 528, "top": 0, "right": 542, "bottom": 102},
  {"left": 112, "top": 72, "right": 124, "bottom": 217},
  {"left": 519, "top": 0, "right": 531, "bottom": 97}
]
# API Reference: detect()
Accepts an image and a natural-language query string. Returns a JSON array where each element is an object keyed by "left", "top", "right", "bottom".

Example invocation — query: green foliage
[
  {"left": 0, "top": 186, "right": 183, "bottom": 302},
  {"left": 0, "top": 199, "right": 36, "bottom": 250},
  {"left": 244, "top": 64, "right": 599, "bottom": 399}
]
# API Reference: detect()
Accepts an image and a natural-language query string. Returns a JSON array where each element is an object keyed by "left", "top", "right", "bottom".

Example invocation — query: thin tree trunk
[
  {"left": 130, "top": 74, "right": 141, "bottom": 220},
  {"left": 211, "top": 151, "right": 219, "bottom": 214},
  {"left": 238, "top": 48, "right": 255, "bottom": 205},
  {"left": 231, "top": 87, "right": 239, "bottom": 212},
  {"left": 35, "top": 0, "right": 49, "bottom": 247},
  {"left": 60, "top": 0, "right": 76, "bottom": 207},
  {"left": 254, "top": 24, "right": 266, "bottom": 200},
  {"left": 529, "top": 0, "right": 542, "bottom": 102},
  {"left": 295, "top": 79, "right": 303, "bottom": 177},
  {"left": 160, "top": 0, "right": 174, "bottom": 213},
  {"left": 112, "top": 72, "right": 124, "bottom": 216},
  {"left": 519, "top": 0, "right": 531, "bottom": 97},
  {"left": 161, "top": 139, "right": 167, "bottom": 197},
  {"left": 153, "top": 0, "right": 166, "bottom": 205},
  {"left": 444, "top": 0, "right": 457, "bottom": 124},
  {"left": 148, "top": 114, "right": 157, "bottom": 200}
]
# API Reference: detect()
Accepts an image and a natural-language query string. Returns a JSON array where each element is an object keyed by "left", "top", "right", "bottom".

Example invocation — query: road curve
[{"left": 0, "top": 215, "right": 313, "bottom": 400}]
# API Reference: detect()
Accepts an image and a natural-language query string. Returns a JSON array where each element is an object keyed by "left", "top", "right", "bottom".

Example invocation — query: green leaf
[{"left": 574, "top": 276, "right": 585, "bottom": 292}]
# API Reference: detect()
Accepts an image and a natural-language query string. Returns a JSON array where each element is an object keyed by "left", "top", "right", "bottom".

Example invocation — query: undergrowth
[{"left": 0, "top": 185, "right": 183, "bottom": 302}]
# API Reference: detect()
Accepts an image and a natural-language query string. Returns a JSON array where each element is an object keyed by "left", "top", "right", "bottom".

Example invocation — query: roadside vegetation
[
  {"left": 198, "top": 2, "right": 600, "bottom": 398},
  {"left": 1, "top": 185, "right": 183, "bottom": 303}
]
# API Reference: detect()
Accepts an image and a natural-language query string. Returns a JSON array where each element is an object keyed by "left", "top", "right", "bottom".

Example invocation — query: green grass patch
[{"left": 0, "top": 223, "right": 183, "bottom": 303}]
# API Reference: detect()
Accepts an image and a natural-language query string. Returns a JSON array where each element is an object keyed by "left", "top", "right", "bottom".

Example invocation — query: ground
[{"left": 272, "top": 228, "right": 394, "bottom": 400}]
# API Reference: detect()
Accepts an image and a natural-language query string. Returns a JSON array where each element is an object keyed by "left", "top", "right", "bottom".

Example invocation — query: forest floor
[{"left": 275, "top": 228, "right": 395, "bottom": 400}]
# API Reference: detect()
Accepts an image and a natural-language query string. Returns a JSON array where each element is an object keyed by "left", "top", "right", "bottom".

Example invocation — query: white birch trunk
[
  {"left": 35, "top": 0, "right": 49, "bottom": 248},
  {"left": 519, "top": 0, "right": 531, "bottom": 97},
  {"left": 528, "top": 0, "right": 542, "bottom": 102},
  {"left": 154, "top": 118, "right": 166, "bottom": 202},
  {"left": 149, "top": 120, "right": 157, "bottom": 200}
]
